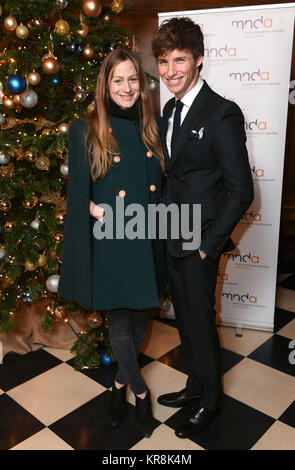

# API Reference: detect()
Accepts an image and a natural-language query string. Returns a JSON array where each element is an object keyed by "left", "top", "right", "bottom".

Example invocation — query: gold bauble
[
  {"left": 87, "top": 101, "right": 95, "bottom": 113},
  {"left": 16, "top": 23, "right": 29, "bottom": 39},
  {"left": 0, "top": 200, "right": 12, "bottom": 212},
  {"left": 28, "top": 72, "right": 41, "bottom": 86},
  {"left": 53, "top": 233, "right": 64, "bottom": 243},
  {"left": 57, "top": 123, "right": 69, "bottom": 134},
  {"left": 111, "top": 0, "right": 125, "bottom": 14},
  {"left": 55, "top": 19, "right": 70, "bottom": 36},
  {"left": 83, "top": 0, "right": 102, "bottom": 17},
  {"left": 77, "top": 23, "right": 89, "bottom": 37},
  {"left": 4, "top": 16, "right": 17, "bottom": 31},
  {"left": 13, "top": 94, "right": 21, "bottom": 104},
  {"left": 83, "top": 46, "right": 94, "bottom": 58},
  {"left": 24, "top": 259, "right": 38, "bottom": 271},
  {"left": 35, "top": 156, "right": 50, "bottom": 170},
  {"left": 4, "top": 220, "right": 15, "bottom": 231},
  {"left": 55, "top": 211, "right": 66, "bottom": 224},
  {"left": 15, "top": 104, "right": 23, "bottom": 113},
  {"left": 41, "top": 129, "right": 52, "bottom": 135},
  {"left": 24, "top": 150, "right": 37, "bottom": 162},
  {"left": 37, "top": 254, "right": 47, "bottom": 267},
  {"left": 4, "top": 97, "right": 15, "bottom": 109},
  {"left": 42, "top": 54, "right": 60, "bottom": 75},
  {"left": 87, "top": 311, "right": 103, "bottom": 328},
  {"left": 23, "top": 195, "right": 38, "bottom": 209}
]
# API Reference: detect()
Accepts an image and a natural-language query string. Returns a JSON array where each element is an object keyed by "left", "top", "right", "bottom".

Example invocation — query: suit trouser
[{"left": 167, "top": 250, "right": 222, "bottom": 410}]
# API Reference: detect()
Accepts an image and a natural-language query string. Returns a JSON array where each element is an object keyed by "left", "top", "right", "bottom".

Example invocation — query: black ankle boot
[
  {"left": 110, "top": 384, "right": 127, "bottom": 426},
  {"left": 135, "top": 389, "right": 154, "bottom": 438}
]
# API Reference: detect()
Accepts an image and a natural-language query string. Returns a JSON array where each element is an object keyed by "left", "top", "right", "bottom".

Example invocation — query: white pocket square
[{"left": 190, "top": 127, "right": 204, "bottom": 140}]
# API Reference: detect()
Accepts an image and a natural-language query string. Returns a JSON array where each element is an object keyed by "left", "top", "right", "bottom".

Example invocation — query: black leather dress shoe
[
  {"left": 175, "top": 407, "right": 218, "bottom": 438},
  {"left": 157, "top": 388, "right": 202, "bottom": 408}
]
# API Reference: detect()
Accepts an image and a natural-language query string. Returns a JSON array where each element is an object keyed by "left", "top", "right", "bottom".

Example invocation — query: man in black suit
[{"left": 152, "top": 17, "right": 254, "bottom": 437}]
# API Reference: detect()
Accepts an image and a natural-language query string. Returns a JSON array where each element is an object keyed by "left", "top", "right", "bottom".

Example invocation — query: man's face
[{"left": 157, "top": 49, "right": 203, "bottom": 99}]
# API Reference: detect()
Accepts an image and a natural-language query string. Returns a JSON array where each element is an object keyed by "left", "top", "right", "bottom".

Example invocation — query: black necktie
[{"left": 171, "top": 100, "right": 184, "bottom": 149}]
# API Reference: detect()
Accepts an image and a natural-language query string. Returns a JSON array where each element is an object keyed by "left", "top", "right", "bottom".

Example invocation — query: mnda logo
[
  {"left": 224, "top": 252, "right": 260, "bottom": 264},
  {"left": 250, "top": 165, "right": 264, "bottom": 177},
  {"left": 204, "top": 45, "right": 237, "bottom": 58},
  {"left": 241, "top": 210, "right": 262, "bottom": 223},
  {"left": 229, "top": 69, "right": 269, "bottom": 82},
  {"left": 244, "top": 119, "right": 267, "bottom": 131},
  {"left": 231, "top": 16, "right": 273, "bottom": 30},
  {"left": 222, "top": 291, "right": 258, "bottom": 304}
]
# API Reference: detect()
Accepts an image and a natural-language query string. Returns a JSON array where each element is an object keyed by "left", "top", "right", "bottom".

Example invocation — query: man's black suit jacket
[{"left": 161, "top": 80, "right": 254, "bottom": 260}]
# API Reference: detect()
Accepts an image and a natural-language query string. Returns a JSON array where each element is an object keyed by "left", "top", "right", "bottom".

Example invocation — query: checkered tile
[{"left": 1, "top": 273, "right": 295, "bottom": 450}]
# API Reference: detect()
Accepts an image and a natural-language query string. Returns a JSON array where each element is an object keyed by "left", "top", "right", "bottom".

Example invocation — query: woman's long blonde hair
[{"left": 84, "top": 48, "right": 165, "bottom": 180}]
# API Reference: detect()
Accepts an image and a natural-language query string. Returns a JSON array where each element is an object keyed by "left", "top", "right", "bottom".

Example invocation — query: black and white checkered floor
[{"left": 1, "top": 273, "right": 295, "bottom": 451}]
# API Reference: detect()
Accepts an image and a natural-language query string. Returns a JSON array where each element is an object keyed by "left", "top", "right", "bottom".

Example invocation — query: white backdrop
[{"left": 159, "top": 3, "right": 295, "bottom": 331}]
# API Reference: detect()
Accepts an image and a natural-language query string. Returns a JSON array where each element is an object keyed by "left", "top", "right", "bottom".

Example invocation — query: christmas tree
[{"left": 0, "top": 0, "right": 149, "bottom": 369}]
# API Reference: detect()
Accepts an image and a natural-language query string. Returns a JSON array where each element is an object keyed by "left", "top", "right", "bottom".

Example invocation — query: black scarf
[{"left": 106, "top": 97, "right": 140, "bottom": 122}]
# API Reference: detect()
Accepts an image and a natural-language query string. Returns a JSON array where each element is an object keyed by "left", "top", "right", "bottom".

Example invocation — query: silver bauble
[
  {"left": 0, "top": 152, "right": 10, "bottom": 165},
  {"left": 56, "top": 0, "right": 68, "bottom": 7},
  {"left": 0, "top": 113, "right": 5, "bottom": 125},
  {"left": 46, "top": 274, "right": 60, "bottom": 293},
  {"left": 31, "top": 218, "right": 40, "bottom": 230},
  {"left": 0, "top": 248, "right": 6, "bottom": 259},
  {"left": 149, "top": 80, "right": 158, "bottom": 90},
  {"left": 60, "top": 163, "right": 68, "bottom": 176},
  {"left": 20, "top": 89, "right": 38, "bottom": 108},
  {"left": 74, "top": 90, "right": 87, "bottom": 103},
  {"left": 20, "top": 289, "right": 33, "bottom": 303}
]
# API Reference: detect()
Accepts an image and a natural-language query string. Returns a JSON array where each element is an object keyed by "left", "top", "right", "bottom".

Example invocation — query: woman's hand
[{"left": 90, "top": 200, "right": 104, "bottom": 223}]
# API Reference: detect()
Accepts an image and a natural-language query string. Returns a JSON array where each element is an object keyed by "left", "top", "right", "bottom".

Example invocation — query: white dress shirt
[{"left": 166, "top": 77, "right": 204, "bottom": 158}]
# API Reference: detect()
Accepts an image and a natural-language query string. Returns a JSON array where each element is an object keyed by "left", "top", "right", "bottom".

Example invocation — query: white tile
[
  {"left": 7, "top": 363, "right": 105, "bottom": 426},
  {"left": 252, "top": 421, "right": 295, "bottom": 450},
  {"left": 277, "top": 318, "right": 295, "bottom": 341},
  {"left": 126, "top": 361, "right": 188, "bottom": 423},
  {"left": 217, "top": 325, "right": 273, "bottom": 357},
  {"left": 223, "top": 358, "right": 295, "bottom": 419},
  {"left": 131, "top": 423, "right": 203, "bottom": 450},
  {"left": 142, "top": 320, "right": 180, "bottom": 359},
  {"left": 10, "top": 428, "right": 74, "bottom": 450}
]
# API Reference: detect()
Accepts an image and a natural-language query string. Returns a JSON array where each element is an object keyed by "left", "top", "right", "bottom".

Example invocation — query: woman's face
[{"left": 108, "top": 59, "right": 141, "bottom": 108}]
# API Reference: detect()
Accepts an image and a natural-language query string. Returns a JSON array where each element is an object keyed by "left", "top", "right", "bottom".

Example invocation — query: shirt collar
[{"left": 177, "top": 77, "right": 204, "bottom": 109}]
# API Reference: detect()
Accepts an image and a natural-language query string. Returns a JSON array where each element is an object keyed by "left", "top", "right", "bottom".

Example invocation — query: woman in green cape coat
[{"left": 58, "top": 48, "right": 166, "bottom": 438}]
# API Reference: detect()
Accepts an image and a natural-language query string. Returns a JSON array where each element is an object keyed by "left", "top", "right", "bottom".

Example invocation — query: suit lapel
[{"left": 169, "top": 81, "right": 211, "bottom": 171}]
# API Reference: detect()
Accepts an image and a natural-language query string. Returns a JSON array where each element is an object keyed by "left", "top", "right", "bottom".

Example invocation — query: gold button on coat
[
  {"left": 146, "top": 150, "right": 153, "bottom": 158},
  {"left": 149, "top": 185, "right": 156, "bottom": 192},
  {"left": 118, "top": 190, "right": 126, "bottom": 197}
]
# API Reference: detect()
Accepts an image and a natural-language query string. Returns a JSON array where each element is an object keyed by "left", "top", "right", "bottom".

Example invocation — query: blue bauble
[
  {"left": 51, "top": 75, "right": 63, "bottom": 86},
  {"left": 100, "top": 352, "right": 114, "bottom": 367},
  {"left": 6, "top": 75, "right": 27, "bottom": 95}
]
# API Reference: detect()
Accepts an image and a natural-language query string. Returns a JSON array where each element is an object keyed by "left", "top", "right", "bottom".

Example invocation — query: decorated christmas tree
[{"left": 0, "top": 0, "right": 153, "bottom": 369}]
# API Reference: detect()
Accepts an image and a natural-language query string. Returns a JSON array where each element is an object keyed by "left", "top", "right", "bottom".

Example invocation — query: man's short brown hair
[{"left": 152, "top": 17, "right": 204, "bottom": 69}]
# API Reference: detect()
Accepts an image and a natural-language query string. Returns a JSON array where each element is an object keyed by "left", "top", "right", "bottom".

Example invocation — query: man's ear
[{"left": 196, "top": 55, "right": 204, "bottom": 69}]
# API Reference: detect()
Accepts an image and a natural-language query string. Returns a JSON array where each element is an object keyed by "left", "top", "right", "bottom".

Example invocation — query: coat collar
[{"left": 163, "top": 80, "right": 212, "bottom": 172}]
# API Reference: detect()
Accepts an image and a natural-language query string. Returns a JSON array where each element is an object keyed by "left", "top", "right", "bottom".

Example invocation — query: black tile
[
  {"left": 248, "top": 334, "right": 295, "bottom": 377},
  {"left": 49, "top": 390, "right": 161, "bottom": 450},
  {"left": 157, "top": 345, "right": 190, "bottom": 375},
  {"left": 278, "top": 273, "right": 295, "bottom": 290},
  {"left": 0, "top": 394, "right": 44, "bottom": 450},
  {"left": 274, "top": 307, "right": 295, "bottom": 333},
  {"left": 164, "top": 394, "right": 274, "bottom": 450},
  {"left": 157, "top": 345, "right": 244, "bottom": 377},
  {"left": 220, "top": 348, "right": 244, "bottom": 375},
  {"left": 279, "top": 401, "right": 295, "bottom": 429},
  {"left": 0, "top": 349, "right": 62, "bottom": 392}
]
